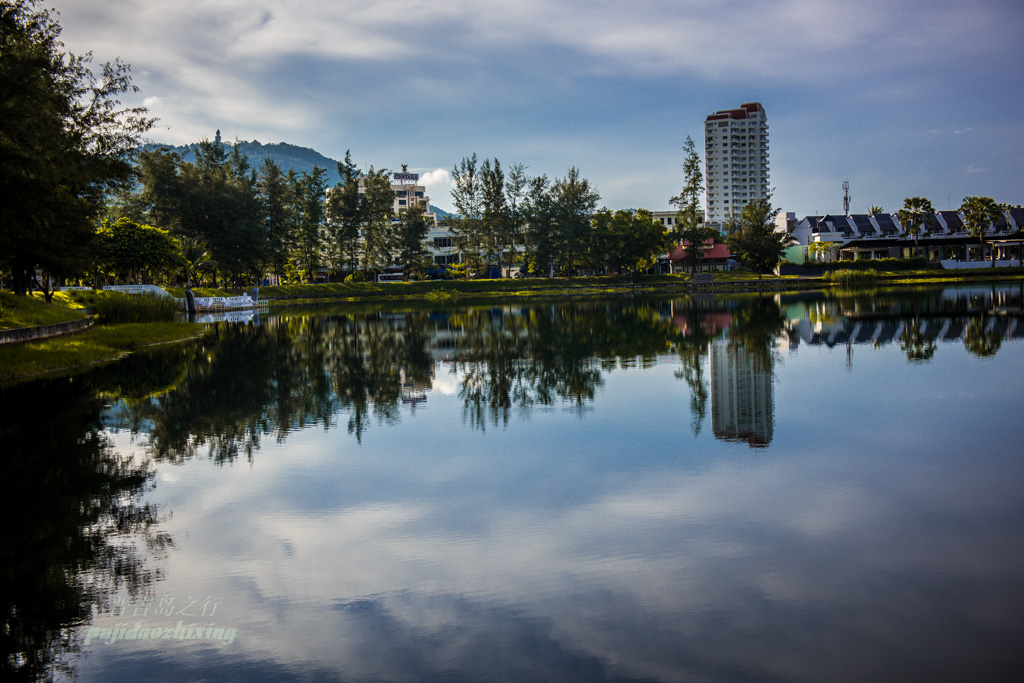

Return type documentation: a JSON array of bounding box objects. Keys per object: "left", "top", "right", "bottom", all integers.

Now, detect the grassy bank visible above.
[
  {"left": 885, "top": 267, "right": 1024, "bottom": 284},
  {"left": 0, "top": 322, "right": 208, "bottom": 384},
  {"left": 169, "top": 275, "right": 695, "bottom": 301},
  {"left": 0, "top": 292, "right": 88, "bottom": 330},
  {"left": 171, "top": 273, "right": 816, "bottom": 303}
]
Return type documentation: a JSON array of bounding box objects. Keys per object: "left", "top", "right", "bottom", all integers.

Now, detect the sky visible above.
[{"left": 53, "top": 0, "right": 1024, "bottom": 217}]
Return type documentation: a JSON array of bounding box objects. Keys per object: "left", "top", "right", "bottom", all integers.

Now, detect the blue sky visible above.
[{"left": 55, "top": 0, "right": 1024, "bottom": 216}]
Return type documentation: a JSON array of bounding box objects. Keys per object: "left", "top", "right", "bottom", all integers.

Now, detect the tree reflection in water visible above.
[
  {"left": 453, "top": 303, "right": 684, "bottom": 430},
  {"left": 900, "top": 318, "right": 938, "bottom": 363},
  {"left": 95, "top": 289, "right": 1023, "bottom": 462},
  {"left": 964, "top": 317, "right": 1004, "bottom": 358},
  {"left": 103, "top": 290, "right": 1023, "bottom": 460},
  {"left": 0, "top": 372, "right": 172, "bottom": 681}
]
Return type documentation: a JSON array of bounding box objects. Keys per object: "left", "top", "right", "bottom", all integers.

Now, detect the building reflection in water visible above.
[{"left": 710, "top": 339, "right": 774, "bottom": 448}]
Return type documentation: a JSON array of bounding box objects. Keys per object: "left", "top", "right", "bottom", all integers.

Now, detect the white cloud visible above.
[
  {"left": 58, "top": 1, "right": 1010, "bottom": 88},
  {"left": 421, "top": 168, "right": 453, "bottom": 209},
  {"left": 44, "top": 0, "right": 1024, "bottom": 210}
]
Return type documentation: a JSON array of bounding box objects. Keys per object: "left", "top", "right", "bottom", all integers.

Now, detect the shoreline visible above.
[
  {"left": 4, "top": 271, "right": 1023, "bottom": 383},
  {"left": 0, "top": 323, "right": 209, "bottom": 386}
]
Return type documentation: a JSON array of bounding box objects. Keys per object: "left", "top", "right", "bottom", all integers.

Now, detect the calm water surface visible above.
[{"left": 3, "top": 284, "right": 1024, "bottom": 682}]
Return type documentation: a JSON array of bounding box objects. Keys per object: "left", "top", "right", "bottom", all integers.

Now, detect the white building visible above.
[
  {"left": 651, "top": 209, "right": 706, "bottom": 231},
  {"left": 356, "top": 169, "right": 461, "bottom": 268},
  {"left": 704, "top": 102, "right": 770, "bottom": 226},
  {"left": 357, "top": 168, "right": 432, "bottom": 216}
]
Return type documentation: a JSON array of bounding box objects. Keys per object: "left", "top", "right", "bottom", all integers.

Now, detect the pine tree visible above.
[
  {"left": 670, "top": 136, "right": 715, "bottom": 274},
  {"left": 1, "top": 0, "right": 153, "bottom": 296}
]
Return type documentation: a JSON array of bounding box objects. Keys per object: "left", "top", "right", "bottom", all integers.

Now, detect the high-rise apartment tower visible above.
[{"left": 704, "top": 102, "right": 769, "bottom": 226}]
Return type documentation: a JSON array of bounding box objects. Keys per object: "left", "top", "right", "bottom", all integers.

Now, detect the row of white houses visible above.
[{"left": 776, "top": 208, "right": 1024, "bottom": 267}]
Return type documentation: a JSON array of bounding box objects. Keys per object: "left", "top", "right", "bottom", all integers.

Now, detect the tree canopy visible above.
[
  {"left": 96, "top": 217, "right": 179, "bottom": 284},
  {"left": 960, "top": 195, "right": 1003, "bottom": 266},
  {"left": 1, "top": 0, "right": 153, "bottom": 296},
  {"left": 725, "top": 196, "right": 790, "bottom": 279},
  {"left": 895, "top": 196, "right": 934, "bottom": 257}
]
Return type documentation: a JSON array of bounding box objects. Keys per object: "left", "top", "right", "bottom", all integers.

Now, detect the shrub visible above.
[
  {"left": 442, "top": 263, "right": 469, "bottom": 280},
  {"left": 92, "top": 292, "right": 177, "bottom": 323},
  {"left": 425, "top": 289, "right": 460, "bottom": 303},
  {"left": 823, "top": 269, "right": 879, "bottom": 285}
]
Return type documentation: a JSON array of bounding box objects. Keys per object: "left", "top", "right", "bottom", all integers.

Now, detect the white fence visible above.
[
  {"left": 187, "top": 294, "right": 269, "bottom": 311},
  {"left": 940, "top": 259, "right": 1022, "bottom": 269},
  {"left": 102, "top": 284, "right": 175, "bottom": 298}
]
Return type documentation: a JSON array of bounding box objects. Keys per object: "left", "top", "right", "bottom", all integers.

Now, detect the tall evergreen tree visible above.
[
  {"left": 481, "top": 158, "right": 510, "bottom": 277},
  {"left": 449, "top": 154, "right": 486, "bottom": 275},
  {"left": 292, "top": 166, "right": 328, "bottom": 282},
  {"left": 523, "top": 174, "right": 556, "bottom": 276},
  {"left": 504, "top": 162, "right": 530, "bottom": 275},
  {"left": 395, "top": 203, "right": 431, "bottom": 279},
  {"left": 224, "top": 141, "right": 266, "bottom": 282},
  {"left": 136, "top": 147, "right": 185, "bottom": 232},
  {"left": 360, "top": 167, "right": 396, "bottom": 273},
  {"left": 0, "top": 0, "right": 153, "bottom": 296},
  {"left": 256, "top": 157, "right": 295, "bottom": 281},
  {"left": 670, "top": 136, "right": 715, "bottom": 274},
  {"left": 551, "top": 167, "right": 600, "bottom": 276},
  {"left": 175, "top": 140, "right": 264, "bottom": 284},
  {"left": 725, "top": 195, "right": 790, "bottom": 280},
  {"left": 325, "top": 151, "right": 364, "bottom": 276}
]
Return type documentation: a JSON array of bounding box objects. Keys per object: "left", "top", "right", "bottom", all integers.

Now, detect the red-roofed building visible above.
[{"left": 668, "top": 240, "right": 732, "bottom": 273}]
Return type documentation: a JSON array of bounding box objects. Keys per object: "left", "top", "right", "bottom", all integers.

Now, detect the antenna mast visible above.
[{"left": 843, "top": 180, "right": 851, "bottom": 216}]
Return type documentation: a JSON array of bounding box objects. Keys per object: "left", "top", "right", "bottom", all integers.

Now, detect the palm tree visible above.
[
  {"left": 868, "top": 205, "right": 884, "bottom": 216},
  {"left": 177, "top": 236, "right": 214, "bottom": 287},
  {"left": 895, "top": 197, "right": 934, "bottom": 258},
  {"left": 960, "top": 196, "right": 1003, "bottom": 266}
]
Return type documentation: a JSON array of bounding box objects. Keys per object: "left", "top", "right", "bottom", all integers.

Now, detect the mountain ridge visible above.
[{"left": 141, "top": 139, "right": 452, "bottom": 218}]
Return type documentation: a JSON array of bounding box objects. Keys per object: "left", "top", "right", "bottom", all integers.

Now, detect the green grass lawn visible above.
[
  {"left": 712, "top": 271, "right": 801, "bottom": 281},
  {"left": 0, "top": 292, "right": 88, "bottom": 330},
  {"left": 0, "top": 322, "right": 208, "bottom": 384}
]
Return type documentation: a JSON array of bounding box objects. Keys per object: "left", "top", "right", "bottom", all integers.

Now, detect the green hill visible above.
[
  {"left": 143, "top": 139, "right": 346, "bottom": 185},
  {"left": 142, "top": 138, "right": 452, "bottom": 217}
]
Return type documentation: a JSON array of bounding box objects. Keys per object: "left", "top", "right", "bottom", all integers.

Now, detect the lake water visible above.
[{"left": 4, "top": 283, "right": 1024, "bottom": 682}]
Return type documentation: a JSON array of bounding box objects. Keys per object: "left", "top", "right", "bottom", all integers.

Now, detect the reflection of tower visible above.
[{"left": 710, "top": 340, "right": 774, "bottom": 447}]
